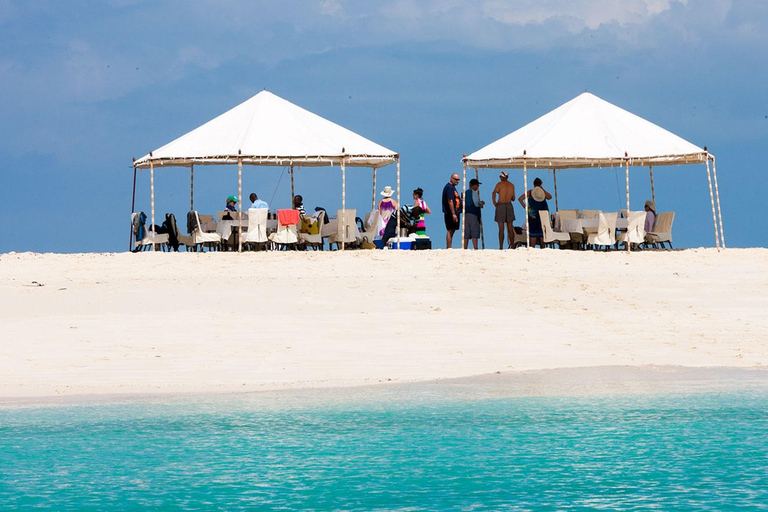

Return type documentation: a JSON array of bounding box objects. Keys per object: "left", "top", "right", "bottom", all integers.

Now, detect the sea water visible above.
[{"left": 1, "top": 386, "right": 768, "bottom": 510}]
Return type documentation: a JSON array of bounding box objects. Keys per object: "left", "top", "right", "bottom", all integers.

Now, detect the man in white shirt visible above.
[{"left": 249, "top": 193, "right": 269, "bottom": 209}]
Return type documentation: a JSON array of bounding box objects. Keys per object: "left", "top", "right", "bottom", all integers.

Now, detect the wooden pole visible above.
[
  {"left": 476, "top": 167, "right": 484, "bottom": 250},
  {"left": 396, "top": 157, "right": 401, "bottom": 248},
  {"left": 130, "top": 162, "right": 137, "bottom": 251},
  {"left": 238, "top": 155, "right": 243, "bottom": 253},
  {"left": 341, "top": 157, "right": 346, "bottom": 251},
  {"left": 625, "top": 158, "right": 630, "bottom": 253},
  {"left": 460, "top": 162, "right": 467, "bottom": 247},
  {"left": 372, "top": 168, "right": 377, "bottom": 212},
  {"left": 711, "top": 155, "right": 725, "bottom": 248},
  {"left": 553, "top": 168, "right": 559, "bottom": 212},
  {"left": 649, "top": 165, "right": 655, "bottom": 204},
  {"left": 705, "top": 158, "right": 720, "bottom": 249},
  {"left": 524, "top": 157, "right": 529, "bottom": 249},
  {"left": 290, "top": 165, "right": 295, "bottom": 207},
  {"left": 190, "top": 163, "right": 194, "bottom": 211},
  {"left": 150, "top": 161, "right": 155, "bottom": 252}
]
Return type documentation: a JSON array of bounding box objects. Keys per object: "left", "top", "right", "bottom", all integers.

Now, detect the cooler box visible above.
[{"left": 387, "top": 239, "right": 413, "bottom": 250}]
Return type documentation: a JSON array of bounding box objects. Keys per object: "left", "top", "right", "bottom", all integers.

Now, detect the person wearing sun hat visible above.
[
  {"left": 377, "top": 185, "right": 399, "bottom": 237},
  {"left": 644, "top": 200, "right": 657, "bottom": 233},
  {"left": 518, "top": 177, "right": 552, "bottom": 248},
  {"left": 225, "top": 194, "right": 238, "bottom": 212}
]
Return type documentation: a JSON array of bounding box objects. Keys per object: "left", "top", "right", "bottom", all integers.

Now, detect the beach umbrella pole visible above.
[
  {"left": 711, "top": 155, "right": 725, "bottom": 248},
  {"left": 238, "top": 154, "right": 242, "bottom": 253},
  {"left": 461, "top": 162, "right": 466, "bottom": 248},
  {"left": 524, "top": 157, "right": 529, "bottom": 249},
  {"left": 372, "top": 168, "right": 377, "bottom": 212},
  {"left": 705, "top": 157, "right": 720, "bottom": 249},
  {"left": 341, "top": 157, "right": 346, "bottom": 251},
  {"left": 130, "top": 162, "right": 137, "bottom": 251},
  {"left": 553, "top": 168, "right": 559, "bottom": 212},
  {"left": 476, "top": 167, "right": 484, "bottom": 249},
  {"left": 625, "top": 158, "right": 630, "bottom": 253},
  {"left": 150, "top": 160, "right": 155, "bottom": 252},
  {"left": 649, "top": 165, "right": 655, "bottom": 204},
  {"left": 190, "top": 164, "right": 194, "bottom": 212},
  {"left": 396, "top": 156, "right": 401, "bottom": 248},
  {"left": 290, "top": 165, "right": 295, "bottom": 206}
]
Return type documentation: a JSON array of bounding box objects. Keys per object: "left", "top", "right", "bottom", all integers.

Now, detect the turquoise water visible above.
[{"left": 1, "top": 389, "right": 768, "bottom": 510}]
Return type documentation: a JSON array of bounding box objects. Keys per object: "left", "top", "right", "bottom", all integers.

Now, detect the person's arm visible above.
[
  {"left": 542, "top": 188, "right": 553, "bottom": 200},
  {"left": 423, "top": 201, "right": 431, "bottom": 215},
  {"left": 518, "top": 191, "right": 528, "bottom": 208},
  {"left": 492, "top": 184, "right": 499, "bottom": 206}
]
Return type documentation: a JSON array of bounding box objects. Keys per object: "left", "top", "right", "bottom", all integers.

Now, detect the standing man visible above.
[
  {"left": 492, "top": 171, "right": 516, "bottom": 249},
  {"left": 442, "top": 173, "right": 462, "bottom": 248},
  {"left": 463, "top": 178, "right": 485, "bottom": 250}
]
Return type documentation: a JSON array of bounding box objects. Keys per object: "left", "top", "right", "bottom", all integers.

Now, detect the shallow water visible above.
[{"left": 2, "top": 383, "right": 768, "bottom": 510}]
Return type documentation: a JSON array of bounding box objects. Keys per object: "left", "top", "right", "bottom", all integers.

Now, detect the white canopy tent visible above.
[
  {"left": 462, "top": 92, "right": 724, "bottom": 250},
  {"left": 133, "top": 90, "right": 400, "bottom": 251}
]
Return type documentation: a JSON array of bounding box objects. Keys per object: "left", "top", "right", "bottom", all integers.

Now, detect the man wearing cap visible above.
[
  {"left": 492, "top": 171, "right": 517, "bottom": 249},
  {"left": 442, "top": 173, "right": 462, "bottom": 248},
  {"left": 463, "top": 178, "right": 484, "bottom": 250},
  {"left": 225, "top": 195, "right": 238, "bottom": 212}
]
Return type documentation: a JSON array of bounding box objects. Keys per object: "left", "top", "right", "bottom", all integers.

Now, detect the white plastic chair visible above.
[
  {"left": 617, "top": 211, "right": 646, "bottom": 248},
  {"left": 587, "top": 212, "right": 617, "bottom": 249},
  {"left": 299, "top": 210, "right": 326, "bottom": 250},
  {"left": 269, "top": 209, "right": 300, "bottom": 249},
  {"left": 539, "top": 210, "right": 571, "bottom": 248},
  {"left": 131, "top": 213, "right": 169, "bottom": 251},
  {"left": 188, "top": 211, "right": 222, "bottom": 251},
  {"left": 329, "top": 209, "right": 358, "bottom": 249},
  {"left": 358, "top": 210, "right": 380, "bottom": 244},
  {"left": 645, "top": 211, "right": 675, "bottom": 249},
  {"left": 242, "top": 208, "right": 268, "bottom": 250}
]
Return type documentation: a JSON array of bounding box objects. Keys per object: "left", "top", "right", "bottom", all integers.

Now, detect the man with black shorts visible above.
[
  {"left": 442, "top": 173, "right": 462, "bottom": 248},
  {"left": 492, "top": 171, "right": 517, "bottom": 249}
]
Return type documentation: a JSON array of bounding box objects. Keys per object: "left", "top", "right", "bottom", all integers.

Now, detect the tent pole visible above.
[
  {"left": 625, "top": 158, "right": 630, "bottom": 253},
  {"left": 372, "top": 167, "right": 377, "bottom": 211},
  {"left": 524, "top": 159, "right": 529, "bottom": 249},
  {"left": 341, "top": 158, "right": 346, "bottom": 251},
  {"left": 705, "top": 158, "right": 720, "bottom": 250},
  {"left": 553, "top": 168, "right": 559, "bottom": 212},
  {"left": 649, "top": 165, "right": 655, "bottom": 204},
  {"left": 396, "top": 157, "right": 401, "bottom": 248},
  {"left": 238, "top": 156, "right": 243, "bottom": 253},
  {"left": 711, "top": 155, "right": 725, "bottom": 248},
  {"left": 290, "top": 165, "right": 295, "bottom": 206},
  {"left": 190, "top": 164, "right": 194, "bottom": 211},
  {"left": 150, "top": 161, "right": 155, "bottom": 252},
  {"left": 476, "top": 167, "right": 484, "bottom": 250},
  {"left": 130, "top": 164, "right": 137, "bottom": 251},
  {"left": 461, "top": 162, "right": 466, "bottom": 248}
]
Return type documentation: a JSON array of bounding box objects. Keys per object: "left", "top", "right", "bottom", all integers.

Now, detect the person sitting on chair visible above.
[
  {"left": 293, "top": 195, "right": 306, "bottom": 215},
  {"left": 249, "top": 193, "right": 269, "bottom": 209},
  {"left": 225, "top": 195, "right": 238, "bottom": 212},
  {"left": 644, "top": 200, "right": 656, "bottom": 233}
]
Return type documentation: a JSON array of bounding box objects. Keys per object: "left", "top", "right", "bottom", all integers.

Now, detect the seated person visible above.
[
  {"left": 644, "top": 200, "right": 656, "bottom": 232},
  {"left": 382, "top": 205, "right": 423, "bottom": 245},
  {"left": 225, "top": 195, "right": 238, "bottom": 212},
  {"left": 293, "top": 195, "right": 306, "bottom": 215},
  {"left": 249, "top": 192, "right": 269, "bottom": 209}
]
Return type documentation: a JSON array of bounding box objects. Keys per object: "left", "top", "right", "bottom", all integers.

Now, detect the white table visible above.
[
  {"left": 558, "top": 217, "right": 627, "bottom": 234},
  {"left": 216, "top": 219, "right": 278, "bottom": 239}
]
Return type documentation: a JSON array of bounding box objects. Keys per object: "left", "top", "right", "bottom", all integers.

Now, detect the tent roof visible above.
[
  {"left": 134, "top": 90, "right": 397, "bottom": 169},
  {"left": 463, "top": 92, "right": 708, "bottom": 169}
]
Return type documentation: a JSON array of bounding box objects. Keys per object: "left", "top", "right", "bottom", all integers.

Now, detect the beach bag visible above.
[{"left": 301, "top": 217, "right": 320, "bottom": 234}]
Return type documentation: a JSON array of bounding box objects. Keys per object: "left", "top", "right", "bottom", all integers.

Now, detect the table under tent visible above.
[
  {"left": 132, "top": 90, "right": 401, "bottom": 251},
  {"left": 462, "top": 92, "right": 724, "bottom": 251}
]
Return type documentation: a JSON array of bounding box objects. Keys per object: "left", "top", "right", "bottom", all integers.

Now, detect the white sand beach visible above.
[{"left": 1, "top": 249, "right": 767, "bottom": 399}]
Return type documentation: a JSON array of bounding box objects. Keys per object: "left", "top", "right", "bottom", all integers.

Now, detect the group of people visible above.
[
  {"left": 224, "top": 193, "right": 305, "bottom": 213},
  {"left": 441, "top": 172, "right": 554, "bottom": 249}
]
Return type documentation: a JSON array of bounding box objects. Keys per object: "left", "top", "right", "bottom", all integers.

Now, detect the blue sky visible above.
[{"left": 0, "top": 0, "right": 765, "bottom": 252}]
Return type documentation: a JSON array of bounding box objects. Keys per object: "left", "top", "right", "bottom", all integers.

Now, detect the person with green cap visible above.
[{"left": 225, "top": 195, "right": 238, "bottom": 212}]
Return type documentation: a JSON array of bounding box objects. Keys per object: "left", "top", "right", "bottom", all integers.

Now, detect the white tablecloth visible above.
[
  {"left": 216, "top": 219, "right": 278, "bottom": 238},
  {"left": 558, "top": 217, "right": 627, "bottom": 233}
]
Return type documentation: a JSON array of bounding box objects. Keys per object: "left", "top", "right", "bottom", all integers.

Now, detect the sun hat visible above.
[
  {"left": 469, "top": 178, "right": 481, "bottom": 186},
  {"left": 645, "top": 200, "right": 656, "bottom": 213},
  {"left": 380, "top": 186, "right": 394, "bottom": 197},
  {"left": 227, "top": 195, "right": 238, "bottom": 203},
  {"left": 499, "top": 171, "right": 509, "bottom": 178},
  {"left": 531, "top": 186, "right": 546, "bottom": 202}
]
